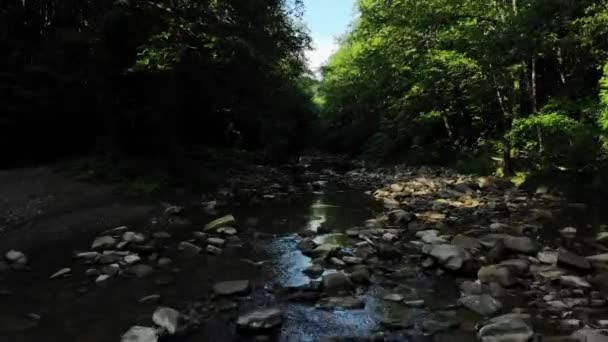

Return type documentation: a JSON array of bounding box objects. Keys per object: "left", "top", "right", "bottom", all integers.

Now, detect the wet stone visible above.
[
  {"left": 323, "top": 272, "right": 352, "bottom": 295},
  {"left": 92, "top": 236, "right": 116, "bottom": 250},
  {"left": 478, "top": 314, "right": 533, "bottom": 342},
  {"left": 129, "top": 264, "right": 155, "bottom": 278},
  {"left": 349, "top": 268, "right": 370, "bottom": 284},
  {"left": 152, "top": 307, "right": 179, "bottom": 334},
  {"left": 213, "top": 280, "right": 251, "bottom": 296},
  {"left": 237, "top": 307, "right": 283, "bottom": 332},
  {"left": 177, "top": 242, "right": 202, "bottom": 258},
  {"left": 303, "top": 264, "right": 324, "bottom": 278},
  {"left": 205, "top": 215, "right": 236, "bottom": 232},
  {"left": 154, "top": 274, "right": 175, "bottom": 286},
  {"left": 317, "top": 296, "right": 365, "bottom": 310},
  {"left": 459, "top": 294, "right": 503, "bottom": 316}
]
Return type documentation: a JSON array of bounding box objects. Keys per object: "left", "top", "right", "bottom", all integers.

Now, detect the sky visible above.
[{"left": 302, "top": 0, "right": 356, "bottom": 74}]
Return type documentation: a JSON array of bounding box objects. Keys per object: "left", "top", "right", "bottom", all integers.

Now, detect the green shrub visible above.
[{"left": 509, "top": 110, "right": 600, "bottom": 170}]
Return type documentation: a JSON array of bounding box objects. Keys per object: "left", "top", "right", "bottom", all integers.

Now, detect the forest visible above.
[{"left": 318, "top": 0, "right": 608, "bottom": 182}]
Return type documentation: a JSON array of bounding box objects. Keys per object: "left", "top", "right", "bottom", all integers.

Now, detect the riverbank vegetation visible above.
[{"left": 317, "top": 0, "right": 608, "bottom": 185}]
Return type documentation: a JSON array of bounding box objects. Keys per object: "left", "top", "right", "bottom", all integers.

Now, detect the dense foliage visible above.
[
  {"left": 318, "top": 0, "right": 608, "bottom": 175},
  {"left": 0, "top": 0, "right": 314, "bottom": 167}
]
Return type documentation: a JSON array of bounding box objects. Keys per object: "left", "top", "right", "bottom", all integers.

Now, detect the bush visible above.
[{"left": 509, "top": 110, "right": 600, "bottom": 170}]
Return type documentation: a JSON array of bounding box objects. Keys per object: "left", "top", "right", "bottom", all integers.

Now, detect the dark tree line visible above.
[{"left": 0, "top": 0, "right": 315, "bottom": 167}]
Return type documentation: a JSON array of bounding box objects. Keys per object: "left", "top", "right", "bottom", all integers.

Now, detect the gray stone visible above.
[
  {"left": 177, "top": 242, "right": 201, "bottom": 258},
  {"left": 50, "top": 268, "right": 71, "bottom": 279},
  {"left": 478, "top": 265, "right": 515, "bottom": 287},
  {"left": 121, "top": 326, "right": 158, "bottom": 342},
  {"left": 92, "top": 236, "right": 117, "bottom": 249},
  {"left": 459, "top": 294, "right": 503, "bottom": 316},
  {"left": 217, "top": 227, "right": 238, "bottom": 236},
  {"left": 560, "top": 227, "right": 577, "bottom": 239},
  {"left": 303, "top": 264, "right": 324, "bottom": 278},
  {"left": 152, "top": 307, "right": 179, "bottom": 334},
  {"left": 478, "top": 314, "right": 533, "bottom": 342},
  {"left": 503, "top": 236, "right": 538, "bottom": 255},
  {"left": 323, "top": 272, "right": 352, "bottom": 294},
  {"left": 206, "top": 245, "right": 222, "bottom": 255},
  {"left": 560, "top": 275, "right": 591, "bottom": 289},
  {"left": 538, "top": 251, "right": 558, "bottom": 264},
  {"left": 204, "top": 215, "right": 236, "bottom": 232},
  {"left": 237, "top": 307, "right": 283, "bottom": 331},
  {"left": 558, "top": 251, "right": 591, "bottom": 271},
  {"left": 342, "top": 256, "right": 363, "bottom": 264},
  {"left": 123, "top": 232, "right": 146, "bottom": 243},
  {"left": 207, "top": 238, "right": 225, "bottom": 246},
  {"left": 571, "top": 328, "right": 608, "bottom": 342},
  {"left": 426, "top": 244, "right": 470, "bottom": 271},
  {"left": 452, "top": 234, "right": 482, "bottom": 251},
  {"left": 5, "top": 250, "right": 26, "bottom": 264},
  {"left": 213, "top": 280, "right": 251, "bottom": 296},
  {"left": 349, "top": 268, "right": 371, "bottom": 284}
]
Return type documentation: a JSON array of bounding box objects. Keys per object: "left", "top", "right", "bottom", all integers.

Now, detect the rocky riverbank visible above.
[{"left": 1, "top": 159, "right": 608, "bottom": 341}]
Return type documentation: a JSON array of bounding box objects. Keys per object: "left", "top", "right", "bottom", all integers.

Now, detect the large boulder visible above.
[
  {"left": 121, "top": 326, "right": 158, "bottom": 342},
  {"left": 426, "top": 244, "right": 470, "bottom": 271},
  {"left": 152, "top": 307, "right": 179, "bottom": 334},
  {"left": 322, "top": 272, "right": 352, "bottom": 295},
  {"left": 478, "top": 314, "right": 534, "bottom": 342}
]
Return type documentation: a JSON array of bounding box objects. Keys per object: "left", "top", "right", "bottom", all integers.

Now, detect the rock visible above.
[
  {"left": 152, "top": 307, "right": 179, "bottom": 334},
  {"left": 342, "top": 256, "right": 363, "bottom": 264},
  {"left": 560, "top": 227, "right": 577, "bottom": 239},
  {"left": 571, "top": 328, "right": 608, "bottom": 342},
  {"left": 92, "top": 236, "right": 116, "bottom": 250},
  {"left": 96, "top": 274, "right": 110, "bottom": 283},
  {"left": 76, "top": 251, "right": 99, "bottom": 260},
  {"left": 323, "top": 272, "right": 352, "bottom": 294},
  {"left": 459, "top": 294, "right": 503, "bottom": 316},
  {"left": 85, "top": 268, "right": 100, "bottom": 276},
  {"left": 317, "top": 296, "right": 365, "bottom": 310},
  {"left": 164, "top": 206, "right": 183, "bottom": 216},
  {"left": 50, "top": 268, "right": 71, "bottom": 279},
  {"left": 499, "top": 259, "right": 530, "bottom": 276},
  {"left": 330, "top": 257, "right": 346, "bottom": 267},
  {"left": 538, "top": 251, "right": 559, "bottom": 264},
  {"left": 478, "top": 265, "right": 515, "bottom": 287},
  {"left": 405, "top": 300, "right": 425, "bottom": 307},
  {"left": 157, "top": 257, "right": 172, "bottom": 267},
  {"left": 124, "top": 254, "right": 141, "bottom": 265},
  {"left": 349, "top": 268, "right": 371, "bottom": 284},
  {"left": 452, "top": 235, "right": 482, "bottom": 251},
  {"left": 123, "top": 232, "right": 146, "bottom": 243},
  {"left": 204, "top": 215, "right": 236, "bottom": 232},
  {"left": 383, "top": 293, "right": 405, "bottom": 302},
  {"left": 207, "top": 238, "right": 226, "bottom": 246},
  {"left": 129, "top": 264, "right": 155, "bottom": 278},
  {"left": 206, "top": 245, "right": 222, "bottom": 255},
  {"left": 139, "top": 294, "right": 161, "bottom": 303},
  {"left": 388, "top": 209, "right": 415, "bottom": 225},
  {"left": 503, "top": 236, "right": 538, "bottom": 255},
  {"left": 217, "top": 227, "right": 238, "bottom": 236},
  {"left": 304, "top": 264, "right": 324, "bottom": 278},
  {"left": 417, "top": 230, "right": 447, "bottom": 244},
  {"left": 560, "top": 275, "right": 591, "bottom": 289},
  {"left": 561, "top": 319, "right": 581, "bottom": 330},
  {"left": 121, "top": 326, "right": 158, "bottom": 342},
  {"left": 177, "top": 242, "right": 201, "bottom": 258},
  {"left": 152, "top": 231, "right": 171, "bottom": 239},
  {"left": 303, "top": 243, "right": 338, "bottom": 259},
  {"left": 377, "top": 244, "right": 402, "bottom": 260},
  {"left": 382, "top": 232, "right": 398, "bottom": 242},
  {"left": 558, "top": 251, "right": 591, "bottom": 271},
  {"left": 237, "top": 307, "right": 283, "bottom": 331},
  {"left": 213, "top": 280, "right": 251, "bottom": 296},
  {"left": 426, "top": 244, "right": 470, "bottom": 271},
  {"left": 5, "top": 250, "right": 27, "bottom": 264},
  {"left": 461, "top": 280, "right": 485, "bottom": 295},
  {"left": 490, "top": 223, "right": 510, "bottom": 231},
  {"left": 102, "top": 264, "right": 120, "bottom": 276},
  {"left": 478, "top": 314, "right": 533, "bottom": 342}
]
